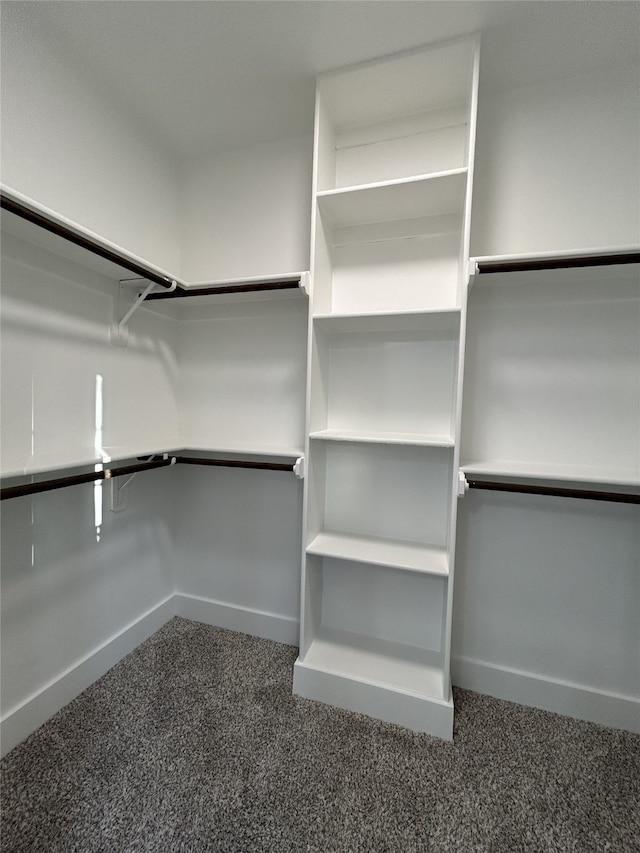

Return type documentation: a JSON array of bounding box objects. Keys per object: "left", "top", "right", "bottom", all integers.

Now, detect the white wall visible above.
[
  {"left": 0, "top": 4, "right": 181, "bottom": 273},
  {"left": 0, "top": 225, "right": 182, "bottom": 756},
  {"left": 471, "top": 61, "right": 640, "bottom": 256},
  {"left": 0, "top": 470, "right": 176, "bottom": 756},
  {"left": 178, "top": 135, "right": 313, "bottom": 282},
  {"left": 452, "top": 492, "right": 640, "bottom": 732},
  {"left": 175, "top": 296, "right": 308, "bottom": 451},
  {"left": 0, "top": 231, "right": 181, "bottom": 474},
  {"left": 453, "top": 55, "right": 640, "bottom": 732},
  {"left": 171, "top": 465, "right": 303, "bottom": 645}
]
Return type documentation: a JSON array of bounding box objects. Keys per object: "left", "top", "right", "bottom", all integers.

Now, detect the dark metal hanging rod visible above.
[
  {"left": 467, "top": 478, "right": 640, "bottom": 504},
  {"left": 477, "top": 251, "right": 640, "bottom": 275},
  {"left": 0, "top": 453, "right": 298, "bottom": 500},
  {"left": 1, "top": 193, "right": 177, "bottom": 290},
  {"left": 145, "top": 279, "right": 301, "bottom": 299},
  {"left": 175, "top": 455, "right": 295, "bottom": 472}
]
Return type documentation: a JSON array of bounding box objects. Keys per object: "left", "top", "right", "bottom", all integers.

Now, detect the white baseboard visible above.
[
  {"left": 452, "top": 655, "right": 640, "bottom": 734},
  {"left": 174, "top": 593, "right": 299, "bottom": 647},
  {"left": 0, "top": 596, "right": 176, "bottom": 758}
]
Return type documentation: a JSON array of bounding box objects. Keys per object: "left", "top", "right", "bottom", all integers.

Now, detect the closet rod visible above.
[
  {"left": 0, "top": 457, "right": 174, "bottom": 501},
  {"left": 0, "top": 193, "right": 177, "bottom": 290},
  {"left": 0, "top": 454, "right": 299, "bottom": 500},
  {"left": 175, "top": 456, "right": 295, "bottom": 472},
  {"left": 467, "top": 479, "right": 640, "bottom": 504},
  {"left": 145, "top": 279, "right": 301, "bottom": 299},
  {"left": 477, "top": 251, "right": 640, "bottom": 275}
]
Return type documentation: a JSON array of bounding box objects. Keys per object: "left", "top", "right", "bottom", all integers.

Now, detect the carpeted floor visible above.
[{"left": 1, "top": 617, "right": 639, "bottom": 852}]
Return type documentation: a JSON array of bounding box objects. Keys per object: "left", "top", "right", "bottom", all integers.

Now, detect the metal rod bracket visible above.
[
  {"left": 111, "top": 279, "right": 177, "bottom": 346},
  {"left": 299, "top": 272, "right": 311, "bottom": 297},
  {"left": 293, "top": 456, "right": 305, "bottom": 480},
  {"left": 109, "top": 453, "right": 175, "bottom": 510}
]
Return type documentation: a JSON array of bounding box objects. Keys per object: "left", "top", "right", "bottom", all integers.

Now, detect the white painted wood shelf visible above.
[
  {"left": 317, "top": 169, "right": 468, "bottom": 228},
  {"left": 313, "top": 308, "right": 461, "bottom": 333},
  {"left": 307, "top": 530, "right": 450, "bottom": 576},
  {"left": 309, "top": 429, "right": 454, "bottom": 447},
  {"left": 462, "top": 460, "right": 640, "bottom": 490}
]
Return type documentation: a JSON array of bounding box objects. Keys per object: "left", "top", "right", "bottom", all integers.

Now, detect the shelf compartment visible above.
[
  {"left": 300, "top": 554, "right": 446, "bottom": 696},
  {"left": 301, "top": 627, "right": 445, "bottom": 700},
  {"left": 313, "top": 207, "right": 464, "bottom": 314},
  {"left": 309, "top": 316, "right": 460, "bottom": 439},
  {"left": 316, "top": 37, "right": 476, "bottom": 193},
  {"left": 307, "top": 530, "right": 449, "bottom": 576},
  {"left": 307, "top": 442, "right": 453, "bottom": 552}
]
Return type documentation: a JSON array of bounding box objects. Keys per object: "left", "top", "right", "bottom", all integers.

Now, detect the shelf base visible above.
[
  {"left": 293, "top": 657, "right": 453, "bottom": 740},
  {"left": 293, "top": 628, "right": 453, "bottom": 739}
]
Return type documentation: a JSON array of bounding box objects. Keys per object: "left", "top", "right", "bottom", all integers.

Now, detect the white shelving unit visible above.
[
  {"left": 461, "top": 252, "right": 640, "bottom": 493},
  {"left": 294, "top": 36, "right": 480, "bottom": 739}
]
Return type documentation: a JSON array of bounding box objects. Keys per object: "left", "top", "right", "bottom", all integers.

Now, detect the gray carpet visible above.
[{"left": 1, "top": 617, "right": 639, "bottom": 852}]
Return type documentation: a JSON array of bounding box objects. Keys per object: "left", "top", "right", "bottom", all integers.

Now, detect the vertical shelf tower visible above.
[{"left": 293, "top": 36, "right": 480, "bottom": 739}]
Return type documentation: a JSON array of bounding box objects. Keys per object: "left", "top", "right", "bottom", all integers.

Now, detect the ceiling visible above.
[{"left": 4, "top": 1, "right": 639, "bottom": 163}]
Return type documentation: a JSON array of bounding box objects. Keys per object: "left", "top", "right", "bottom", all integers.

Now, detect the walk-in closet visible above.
[{"left": 1, "top": 1, "right": 638, "bottom": 759}]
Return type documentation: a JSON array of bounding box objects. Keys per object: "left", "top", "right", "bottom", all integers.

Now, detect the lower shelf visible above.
[
  {"left": 294, "top": 628, "right": 452, "bottom": 738},
  {"left": 307, "top": 530, "right": 449, "bottom": 576}
]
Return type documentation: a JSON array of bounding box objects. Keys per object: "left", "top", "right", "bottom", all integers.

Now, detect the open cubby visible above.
[
  {"left": 309, "top": 312, "right": 460, "bottom": 443},
  {"left": 313, "top": 208, "right": 464, "bottom": 315},
  {"left": 301, "top": 555, "right": 446, "bottom": 699},
  {"left": 306, "top": 441, "right": 453, "bottom": 562},
  {"left": 316, "top": 38, "right": 475, "bottom": 192}
]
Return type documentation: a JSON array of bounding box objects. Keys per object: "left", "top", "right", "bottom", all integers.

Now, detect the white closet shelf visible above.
[
  {"left": 1, "top": 187, "right": 180, "bottom": 290},
  {"left": 317, "top": 169, "right": 468, "bottom": 228},
  {"left": 2, "top": 444, "right": 304, "bottom": 493},
  {"left": 0, "top": 445, "right": 181, "bottom": 480},
  {"left": 307, "top": 530, "right": 450, "bottom": 576},
  {"left": 462, "top": 459, "right": 640, "bottom": 489},
  {"left": 309, "top": 429, "right": 454, "bottom": 447},
  {"left": 471, "top": 248, "right": 640, "bottom": 287},
  {"left": 313, "top": 308, "right": 460, "bottom": 333},
  {"left": 300, "top": 627, "right": 445, "bottom": 700},
  {"left": 179, "top": 441, "right": 304, "bottom": 460}
]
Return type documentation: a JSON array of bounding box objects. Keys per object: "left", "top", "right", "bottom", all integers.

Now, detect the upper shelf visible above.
[
  {"left": 1, "top": 441, "right": 304, "bottom": 482},
  {"left": 1, "top": 187, "right": 309, "bottom": 303},
  {"left": 1, "top": 187, "right": 180, "bottom": 290},
  {"left": 317, "top": 169, "right": 468, "bottom": 229},
  {"left": 461, "top": 459, "right": 640, "bottom": 491}
]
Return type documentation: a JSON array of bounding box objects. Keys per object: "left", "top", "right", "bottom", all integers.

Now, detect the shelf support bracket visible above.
[
  {"left": 111, "top": 278, "right": 177, "bottom": 346},
  {"left": 293, "top": 456, "right": 305, "bottom": 479},
  {"left": 109, "top": 453, "right": 176, "bottom": 511},
  {"left": 457, "top": 470, "right": 469, "bottom": 498}
]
